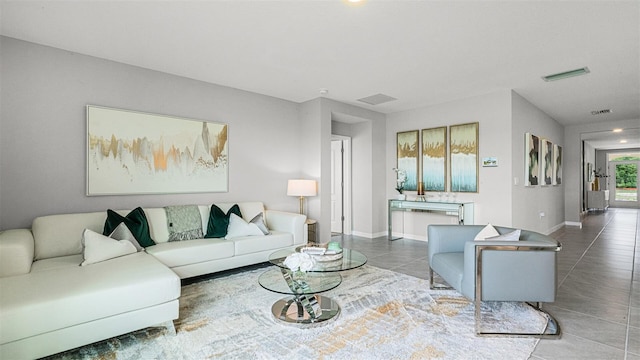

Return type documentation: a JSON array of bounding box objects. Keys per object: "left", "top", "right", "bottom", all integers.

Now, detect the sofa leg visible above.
[{"left": 163, "top": 320, "right": 177, "bottom": 336}]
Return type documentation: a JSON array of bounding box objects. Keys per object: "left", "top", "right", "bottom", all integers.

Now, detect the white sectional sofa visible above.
[{"left": 0, "top": 202, "right": 306, "bottom": 359}]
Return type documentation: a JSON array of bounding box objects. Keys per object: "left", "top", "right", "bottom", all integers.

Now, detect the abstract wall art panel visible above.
[
  {"left": 87, "top": 105, "right": 228, "bottom": 195},
  {"left": 542, "top": 139, "right": 554, "bottom": 186},
  {"left": 525, "top": 132, "right": 540, "bottom": 186},
  {"left": 396, "top": 130, "right": 419, "bottom": 191},
  {"left": 553, "top": 144, "right": 563, "bottom": 185},
  {"left": 449, "top": 122, "right": 478, "bottom": 193},
  {"left": 421, "top": 127, "right": 447, "bottom": 192}
]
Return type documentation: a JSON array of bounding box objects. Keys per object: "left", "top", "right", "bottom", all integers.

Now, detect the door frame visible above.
[
  {"left": 608, "top": 160, "right": 640, "bottom": 208},
  {"left": 331, "top": 135, "right": 352, "bottom": 235}
]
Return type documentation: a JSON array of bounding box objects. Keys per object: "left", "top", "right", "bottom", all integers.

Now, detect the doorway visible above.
[
  {"left": 331, "top": 136, "right": 352, "bottom": 235},
  {"left": 608, "top": 159, "right": 639, "bottom": 208}
]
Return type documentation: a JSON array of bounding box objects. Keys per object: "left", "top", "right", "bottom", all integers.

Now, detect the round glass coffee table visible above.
[{"left": 260, "top": 247, "right": 367, "bottom": 325}]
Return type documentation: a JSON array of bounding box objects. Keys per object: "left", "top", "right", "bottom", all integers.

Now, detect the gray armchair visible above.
[{"left": 427, "top": 224, "right": 562, "bottom": 338}]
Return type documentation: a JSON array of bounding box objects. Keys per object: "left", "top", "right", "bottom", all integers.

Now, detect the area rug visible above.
[{"left": 48, "top": 265, "right": 547, "bottom": 359}]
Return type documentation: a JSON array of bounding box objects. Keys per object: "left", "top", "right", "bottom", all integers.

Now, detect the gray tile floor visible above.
[{"left": 338, "top": 208, "right": 639, "bottom": 360}]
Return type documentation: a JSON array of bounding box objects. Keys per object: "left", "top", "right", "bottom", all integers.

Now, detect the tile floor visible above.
[{"left": 338, "top": 208, "right": 639, "bottom": 360}]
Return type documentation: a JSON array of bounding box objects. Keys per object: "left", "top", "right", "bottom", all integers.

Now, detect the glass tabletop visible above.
[
  {"left": 258, "top": 267, "right": 342, "bottom": 295},
  {"left": 268, "top": 247, "right": 368, "bottom": 273}
]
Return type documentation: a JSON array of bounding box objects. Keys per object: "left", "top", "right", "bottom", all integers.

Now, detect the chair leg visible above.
[
  {"left": 429, "top": 267, "right": 453, "bottom": 290},
  {"left": 474, "top": 299, "right": 561, "bottom": 338}
]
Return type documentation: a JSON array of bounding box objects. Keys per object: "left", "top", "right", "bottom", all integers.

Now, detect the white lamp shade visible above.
[{"left": 287, "top": 179, "right": 317, "bottom": 197}]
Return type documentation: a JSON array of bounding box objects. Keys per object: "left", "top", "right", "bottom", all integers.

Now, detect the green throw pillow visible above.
[
  {"left": 103, "top": 207, "right": 155, "bottom": 247},
  {"left": 205, "top": 204, "right": 242, "bottom": 238}
]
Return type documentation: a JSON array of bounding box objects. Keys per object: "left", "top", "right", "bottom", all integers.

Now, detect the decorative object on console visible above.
[
  {"left": 421, "top": 126, "right": 447, "bottom": 192},
  {"left": 205, "top": 204, "right": 242, "bottom": 238},
  {"left": 396, "top": 130, "right": 418, "bottom": 191},
  {"left": 392, "top": 167, "right": 406, "bottom": 199},
  {"left": 525, "top": 132, "right": 540, "bottom": 186},
  {"left": 86, "top": 105, "right": 228, "bottom": 195},
  {"left": 449, "top": 122, "right": 478, "bottom": 192},
  {"left": 287, "top": 179, "right": 317, "bottom": 215},
  {"left": 103, "top": 207, "right": 155, "bottom": 247}
]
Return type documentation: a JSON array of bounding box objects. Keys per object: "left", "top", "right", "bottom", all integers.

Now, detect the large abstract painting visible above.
[
  {"left": 449, "top": 122, "right": 478, "bottom": 192},
  {"left": 542, "top": 139, "right": 554, "bottom": 186},
  {"left": 525, "top": 133, "right": 540, "bottom": 186},
  {"left": 87, "top": 105, "right": 228, "bottom": 195},
  {"left": 421, "top": 127, "right": 447, "bottom": 192},
  {"left": 553, "top": 144, "right": 563, "bottom": 185},
  {"left": 397, "top": 130, "right": 419, "bottom": 191}
]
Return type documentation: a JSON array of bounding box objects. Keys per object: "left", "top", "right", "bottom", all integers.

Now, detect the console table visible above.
[
  {"left": 388, "top": 199, "right": 474, "bottom": 240},
  {"left": 587, "top": 190, "right": 609, "bottom": 211}
]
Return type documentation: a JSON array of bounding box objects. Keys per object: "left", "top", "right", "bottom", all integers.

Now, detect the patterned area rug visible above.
[{"left": 49, "top": 265, "right": 547, "bottom": 359}]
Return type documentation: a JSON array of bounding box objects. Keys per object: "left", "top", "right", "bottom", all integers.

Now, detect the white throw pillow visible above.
[
  {"left": 250, "top": 213, "right": 271, "bottom": 235},
  {"left": 488, "top": 229, "right": 521, "bottom": 241},
  {"left": 225, "top": 213, "right": 265, "bottom": 239},
  {"left": 109, "top": 222, "right": 144, "bottom": 252},
  {"left": 474, "top": 224, "right": 500, "bottom": 240},
  {"left": 80, "top": 229, "right": 137, "bottom": 266}
]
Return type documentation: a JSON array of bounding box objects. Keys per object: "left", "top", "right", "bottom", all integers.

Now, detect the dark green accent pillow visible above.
[
  {"left": 103, "top": 207, "right": 155, "bottom": 247},
  {"left": 205, "top": 204, "right": 242, "bottom": 238}
]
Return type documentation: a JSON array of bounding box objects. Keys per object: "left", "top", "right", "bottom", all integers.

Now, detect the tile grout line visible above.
[{"left": 623, "top": 210, "right": 640, "bottom": 360}]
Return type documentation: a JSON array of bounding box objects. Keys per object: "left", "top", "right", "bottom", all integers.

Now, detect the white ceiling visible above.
[{"left": 1, "top": 1, "right": 639, "bottom": 147}]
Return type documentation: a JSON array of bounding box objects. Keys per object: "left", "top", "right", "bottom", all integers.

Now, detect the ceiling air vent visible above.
[
  {"left": 591, "top": 109, "right": 612, "bottom": 116},
  {"left": 357, "top": 93, "right": 397, "bottom": 106},
  {"left": 542, "top": 67, "right": 590, "bottom": 82}
]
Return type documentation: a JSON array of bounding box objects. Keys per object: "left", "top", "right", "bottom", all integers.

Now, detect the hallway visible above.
[{"left": 342, "top": 208, "right": 639, "bottom": 359}]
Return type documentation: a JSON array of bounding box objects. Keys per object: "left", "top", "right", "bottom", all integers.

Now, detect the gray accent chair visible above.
[{"left": 427, "top": 224, "right": 562, "bottom": 338}]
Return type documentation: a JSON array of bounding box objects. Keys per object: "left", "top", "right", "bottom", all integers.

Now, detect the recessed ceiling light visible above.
[
  {"left": 613, "top": 128, "right": 623, "bottom": 133},
  {"left": 542, "top": 67, "right": 590, "bottom": 82},
  {"left": 591, "top": 109, "right": 612, "bottom": 116},
  {"left": 620, "top": 140, "right": 628, "bottom": 143}
]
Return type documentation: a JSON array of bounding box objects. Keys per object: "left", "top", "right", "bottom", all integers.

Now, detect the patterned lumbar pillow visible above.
[
  {"left": 225, "top": 213, "right": 265, "bottom": 240},
  {"left": 109, "top": 222, "right": 144, "bottom": 252},
  {"left": 205, "top": 204, "right": 242, "bottom": 238},
  {"left": 474, "top": 224, "right": 500, "bottom": 240},
  {"left": 488, "top": 229, "right": 521, "bottom": 241},
  {"left": 81, "top": 229, "right": 137, "bottom": 266},
  {"left": 250, "top": 213, "right": 271, "bottom": 235},
  {"left": 103, "top": 207, "right": 155, "bottom": 247}
]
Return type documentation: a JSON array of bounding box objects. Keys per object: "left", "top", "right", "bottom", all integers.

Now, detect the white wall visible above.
[
  {"left": 564, "top": 118, "right": 640, "bottom": 222},
  {"left": 386, "top": 91, "right": 514, "bottom": 239},
  {"left": 511, "top": 91, "right": 565, "bottom": 234},
  {"left": 0, "top": 37, "right": 303, "bottom": 229}
]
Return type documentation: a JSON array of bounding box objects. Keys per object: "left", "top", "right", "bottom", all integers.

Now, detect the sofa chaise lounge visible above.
[{"left": 0, "top": 202, "right": 306, "bottom": 359}]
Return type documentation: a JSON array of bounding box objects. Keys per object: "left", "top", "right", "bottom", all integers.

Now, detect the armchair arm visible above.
[
  {"left": 461, "top": 239, "right": 561, "bottom": 301},
  {"left": 264, "top": 210, "right": 307, "bottom": 245},
  {"left": 0, "top": 229, "right": 35, "bottom": 277}
]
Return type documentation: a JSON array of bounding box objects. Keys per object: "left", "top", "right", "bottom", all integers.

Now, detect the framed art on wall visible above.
[
  {"left": 525, "top": 132, "right": 540, "bottom": 186},
  {"left": 449, "top": 122, "right": 478, "bottom": 192},
  {"left": 396, "top": 130, "right": 419, "bottom": 191},
  {"left": 553, "top": 144, "right": 563, "bottom": 185},
  {"left": 542, "top": 139, "right": 554, "bottom": 186},
  {"left": 86, "top": 105, "right": 228, "bottom": 195},
  {"left": 421, "top": 127, "right": 447, "bottom": 192}
]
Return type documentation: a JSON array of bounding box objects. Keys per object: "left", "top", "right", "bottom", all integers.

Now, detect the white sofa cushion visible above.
[
  {"left": 234, "top": 231, "right": 293, "bottom": 255},
  {"left": 145, "top": 238, "right": 235, "bottom": 268},
  {"left": 0, "top": 252, "right": 180, "bottom": 345},
  {"left": 32, "top": 212, "right": 107, "bottom": 260}
]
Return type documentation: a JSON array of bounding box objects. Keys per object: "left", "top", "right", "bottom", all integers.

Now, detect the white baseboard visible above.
[{"left": 564, "top": 221, "right": 582, "bottom": 228}]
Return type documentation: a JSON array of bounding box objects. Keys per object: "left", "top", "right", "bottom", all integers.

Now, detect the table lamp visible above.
[{"left": 287, "top": 179, "right": 317, "bottom": 215}]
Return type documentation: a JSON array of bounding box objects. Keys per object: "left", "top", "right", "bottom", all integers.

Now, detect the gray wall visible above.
[
  {"left": 0, "top": 37, "right": 303, "bottom": 229},
  {"left": 511, "top": 91, "right": 565, "bottom": 234}
]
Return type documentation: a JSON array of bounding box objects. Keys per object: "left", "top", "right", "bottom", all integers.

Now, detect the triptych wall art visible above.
[
  {"left": 86, "top": 105, "right": 229, "bottom": 195},
  {"left": 524, "top": 132, "right": 562, "bottom": 187},
  {"left": 396, "top": 122, "right": 478, "bottom": 193}
]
